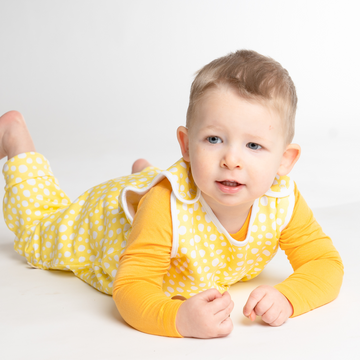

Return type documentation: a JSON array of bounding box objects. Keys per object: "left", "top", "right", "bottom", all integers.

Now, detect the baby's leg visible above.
[
  {"left": 1, "top": 111, "right": 72, "bottom": 266},
  {"left": 0, "top": 111, "right": 36, "bottom": 160}
]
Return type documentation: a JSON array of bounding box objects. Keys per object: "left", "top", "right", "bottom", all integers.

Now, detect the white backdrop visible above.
[{"left": 0, "top": 0, "right": 359, "bottom": 208}]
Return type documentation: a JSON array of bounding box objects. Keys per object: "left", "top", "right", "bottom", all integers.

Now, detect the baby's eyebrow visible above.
[{"left": 200, "top": 125, "right": 224, "bottom": 132}]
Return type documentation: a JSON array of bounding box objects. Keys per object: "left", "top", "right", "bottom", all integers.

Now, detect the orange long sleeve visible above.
[
  {"left": 112, "top": 179, "right": 343, "bottom": 336},
  {"left": 274, "top": 189, "right": 344, "bottom": 317},
  {"left": 113, "top": 179, "right": 183, "bottom": 337}
]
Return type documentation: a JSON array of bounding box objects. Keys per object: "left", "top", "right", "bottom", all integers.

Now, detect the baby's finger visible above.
[
  {"left": 198, "top": 288, "right": 223, "bottom": 303},
  {"left": 211, "top": 291, "right": 232, "bottom": 314},
  {"left": 243, "top": 287, "right": 266, "bottom": 317},
  {"left": 214, "top": 298, "right": 234, "bottom": 321},
  {"left": 217, "top": 315, "right": 234, "bottom": 337},
  {"left": 260, "top": 303, "right": 279, "bottom": 324}
]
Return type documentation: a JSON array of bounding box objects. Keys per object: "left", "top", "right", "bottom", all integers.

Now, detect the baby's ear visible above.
[
  {"left": 277, "top": 144, "right": 301, "bottom": 176},
  {"left": 177, "top": 126, "right": 190, "bottom": 161}
]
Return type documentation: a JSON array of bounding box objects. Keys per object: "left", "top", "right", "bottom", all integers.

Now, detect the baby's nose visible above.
[{"left": 221, "top": 151, "right": 242, "bottom": 170}]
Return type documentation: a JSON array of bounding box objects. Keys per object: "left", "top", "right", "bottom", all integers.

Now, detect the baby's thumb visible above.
[{"left": 199, "top": 288, "right": 223, "bottom": 302}]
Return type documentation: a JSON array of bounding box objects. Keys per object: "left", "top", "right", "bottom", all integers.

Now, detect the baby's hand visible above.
[
  {"left": 243, "top": 285, "right": 293, "bottom": 326},
  {"left": 176, "top": 289, "right": 234, "bottom": 338}
]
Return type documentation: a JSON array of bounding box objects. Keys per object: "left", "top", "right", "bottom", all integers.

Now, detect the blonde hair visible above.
[{"left": 186, "top": 50, "right": 297, "bottom": 144}]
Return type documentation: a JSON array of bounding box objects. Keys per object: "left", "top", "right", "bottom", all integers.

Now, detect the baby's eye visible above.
[
  {"left": 247, "top": 142, "right": 262, "bottom": 150},
  {"left": 207, "top": 136, "right": 222, "bottom": 144}
]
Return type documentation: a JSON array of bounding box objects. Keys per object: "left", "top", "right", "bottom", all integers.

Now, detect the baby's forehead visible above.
[{"left": 191, "top": 87, "right": 283, "bottom": 125}]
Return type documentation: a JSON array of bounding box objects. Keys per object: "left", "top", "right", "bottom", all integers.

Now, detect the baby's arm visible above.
[
  {"left": 113, "top": 179, "right": 234, "bottom": 338},
  {"left": 113, "top": 179, "right": 182, "bottom": 337},
  {"left": 246, "top": 184, "right": 343, "bottom": 322}
]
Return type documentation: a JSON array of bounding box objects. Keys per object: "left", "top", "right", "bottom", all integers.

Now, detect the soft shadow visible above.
[
  {"left": 108, "top": 300, "right": 133, "bottom": 328},
  {"left": 239, "top": 315, "right": 268, "bottom": 327},
  {"left": 0, "top": 240, "right": 29, "bottom": 264}
]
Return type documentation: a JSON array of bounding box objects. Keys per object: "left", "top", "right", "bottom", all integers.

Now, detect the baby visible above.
[{"left": 0, "top": 50, "right": 343, "bottom": 338}]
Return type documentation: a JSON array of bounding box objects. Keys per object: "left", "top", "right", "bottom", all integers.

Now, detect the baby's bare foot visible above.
[
  {"left": 131, "top": 159, "right": 152, "bottom": 173},
  {"left": 0, "top": 111, "right": 36, "bottom": 160}
]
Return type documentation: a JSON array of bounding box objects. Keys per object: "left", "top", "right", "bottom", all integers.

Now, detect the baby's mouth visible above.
[{"left": 217, "top": 180, "right": 242, "bottom": 187}]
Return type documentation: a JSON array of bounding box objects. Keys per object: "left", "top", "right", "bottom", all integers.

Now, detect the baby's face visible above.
[{"left": 180, "top": 85, "right": 290, "bottom": 215}]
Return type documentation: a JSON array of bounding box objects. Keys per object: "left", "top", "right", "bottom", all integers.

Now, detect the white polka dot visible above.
[
  {"left": 247, "top": 260, "right": 254, "bottom": 264},
  {"left": 26, "top": 158, "right": 33, "bottom": 164},
  {"left": 199, "top": 249, "right": 205, "bottom": 257},
  {"left": 277, "top": 218, "right": 282, "bottom": 225},
  {"left": 79, "top": 228, "right": 85, "bottom": 235},
  {"left": 90, "top": 255, "right": 96, "bottom": 261},
  {"left": 36, "top": 157, "right": 43, "bottom": 164},
  {"left": 259, "top": 214, "right": 266, "bottom": 223},
  {"left": 79, "top": 257, "right": 86, "bottom": 262},
  {"left": 270, "top": 201, "right": 276, "bottom": 209},
  {"left": 179, "top": 226, "right": 186, "bottom": 235},
  {"left": 181, "top": 247, "right": 187, "bottom": 254},
  {"left": 198, "top": 224, "right": 204, "bottom": 232},
  {"left": 265, "top": 233, "right": 273, "bottom": 239},
  {"left": 212, "top": 258, "right": 219, "bottom": 266},
  {"left": 18, "top": 153, "right": 26, "bottom": 159},
  {"left": 93, "top": 231, "right": 97, "bottom": 239},
  {"left": 11, "top": 166, "right": 16, "bottom": 171},
  {"left": 18, "top": 165, "right": 28, "bottom": 173},
  {"left": 107, "top": 248, "right": 114, "bottom": 254},
  {"left": 22, "top": 200, "right": 29, "bottom": 207},
  {"left": 263, "top": 250, "right": 271, "bottom": 256},
  {"left": 251, "top": 225, "right": 258, "bottom": 232},
  {"left": 64, "top": 251, "right": 71, "bottom": 257},
  {"left": 23, "top": 190, "right": 30, "bottom": 197},
  {"left": 46, "top": 242, "right": 51, "bottom": 248},
  {"left": 272, "top": 222, "right": 276, "bottom": 230},
  {"left": 3, "top": 164, "right": 8, "bottom": 172},
  {"left": 104, "top": 262, "right": 110, "bottom": 269},
  {"left": 191, "top": 250, "right": 196, "bottom": 258},
  {"left": 35, "top": 211, "right": 41, "bottom": 216},
  {"left": 78, "top": 245, "right": 85, "bottom": 251},
  {"left": 251, "top": 248, "right": 259, "bottom": 254},
  {"left": 260, "top": 196, "right": 268, "bottom": 206},
  {"left": 210, "top": 234, "right": 217, "bottom": 241},
  {"left": 59, "top": 225, "right": 67, "bottom": 232},
  {"left": 26, "top": 179, "right": 36, "bottom": 186},
  {"left": 37, "top": 170, "right": 45, "bottom": 176},
  {"left": 44, "top": 189, "right": 50, "bottom": 196},
  {"left": 15, "top": 177, "right": 22, "bottom": 183}
]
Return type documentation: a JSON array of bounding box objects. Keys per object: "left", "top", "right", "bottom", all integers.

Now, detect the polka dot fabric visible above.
[
  {"left": 163, "top": 160, "right": 295, "bottom": 298},
  {"left": 3, "top": 153, "right": 295, "bottom": 299},
  {"left": 2, "top": 152, "right": 164, "bottom": 295}
]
